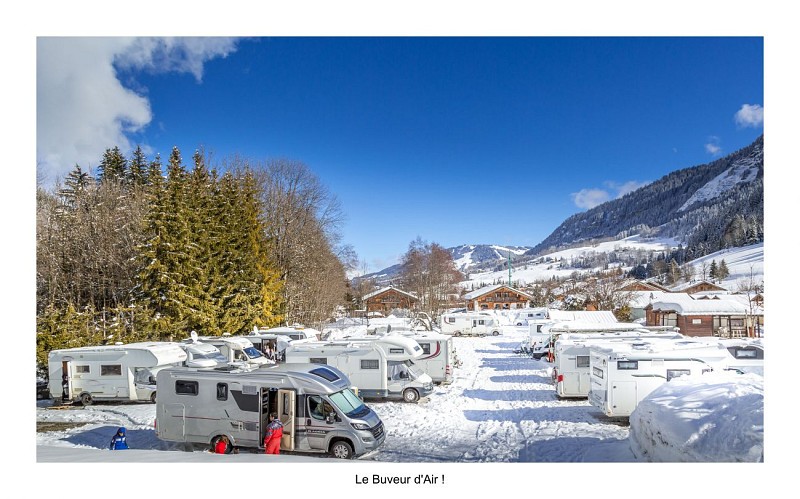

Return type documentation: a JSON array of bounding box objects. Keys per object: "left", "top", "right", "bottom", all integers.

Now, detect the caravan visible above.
[
  {"left": 154, "top": 363, "right": 385, "bottom": 459},
  {"left": 439, "top": 312, "right": 502, "bottom": 337},
  {"left": 587, "top": 339, "right": 731, "bottom": 418},
  {"left": 284, "top": 336, "right": 434, "bottom": 402},
  {"left": 48, "top": 342, "right": 187, "bottom": 405}
]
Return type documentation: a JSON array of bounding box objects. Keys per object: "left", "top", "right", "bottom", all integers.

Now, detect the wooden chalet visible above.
[
  {"left": 669, "top": 280, "right": 727, "bottom": 295},
  {"left": 463, "top": 284, "right": 532, "bottom": 311},
  {"left": 645, "top": 294, "right": 763, "bottom": 338},
  {"left": 617, "top": 279, "right": 671, "bottom": 292},
  {"left": 363, "top": 286, "right": 419, "bottom": 314}
]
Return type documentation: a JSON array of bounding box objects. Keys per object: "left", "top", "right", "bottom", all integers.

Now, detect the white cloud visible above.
[
  {"left": 704, "top": 136, "right": 722, "bottom": 156},
  {"left": 734, "top": 104, "right": 764, "bottom": 128},
  {"left": 571, "top": 188, "right": 611, "bottom": 209},
  {"left": 606, "top": 180, "right": 650, "bottom": 198},
  {"left": 37, "top": 37, "right": 239, "bottom": 185}
]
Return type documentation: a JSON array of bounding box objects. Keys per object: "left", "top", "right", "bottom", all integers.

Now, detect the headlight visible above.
[{"left": 351, "top": 422, "right": 370, "bottom": 430}]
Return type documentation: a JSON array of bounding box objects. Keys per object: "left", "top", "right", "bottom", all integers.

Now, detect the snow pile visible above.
[{"left": 629, "top": 371, "right": 763, "bottom": 462}]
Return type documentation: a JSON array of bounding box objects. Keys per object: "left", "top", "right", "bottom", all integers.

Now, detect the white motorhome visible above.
[
  {"left": 194, "top": 335, "right": 272, "bottom": 368},
  {"left": 512, "top": 307, "right": 549, "bottom": 326},
  {"left": 48, "top": 342, "right": 187, "bottom": 406},
  {"left": 284, "top": 336, "right": 434, "bottom": 402},
  {"left": 255, "top": 325, "right": 322, "bottom": 341},
  {"left": 552, "top": 330, "right": 684, "bottom": 398},
  {"left": 339, "top": 332, "right": 458, "bottom": 385},
  {"left": 439, "top": 312, "right": 502, "bottom": 337},
  {"left": 587, "top": 339, "right": 731, "bottom": 418},
  {"left": 178, "top": 334, "right": 239, "bottom": 369},
  {"left": 155, "top": 363, "right": 385, "bottom": 459}
]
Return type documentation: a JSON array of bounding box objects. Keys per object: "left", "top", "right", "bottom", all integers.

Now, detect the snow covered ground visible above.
[{"left": 30, "top": 325, "right": 781, "bottom": 497}]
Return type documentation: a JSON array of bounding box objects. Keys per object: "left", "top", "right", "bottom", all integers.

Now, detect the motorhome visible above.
[
  {"left": 255, "top": 325, "right": 322, "bottom": 341},
  {"left": 587, "top": 339, "right": 731, "bottom": 418},
  {"left": 284, "top": 336, "right": 434, "bottom": 403},
  {"left": 48, "top": 342, "right": 187, "bottom": 406},
  {"left": 338, "top": 331, "right": 458, "bottom": 384},
  {"left": 439, "top": 312, "right": 502, "bottom": 337},
  {"left": 512, "top": 307, "right": 549, "bottom": 326},
  {"left": 178, "top": 336, "right": 237, "bottom": 369},
  {"left": 194, "top": 335, "right": 272, "bottom": 368},
  {"left": 552, "top": 330, "right": 684, "bottom": 398},
  {"left": 154, "top": 363, "right": 385, "bottom": 459}
]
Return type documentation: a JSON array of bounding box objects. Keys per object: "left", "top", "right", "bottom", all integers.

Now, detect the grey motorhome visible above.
[
  {"left": 154, "top": 363, "right": 385, "bottom": 459},
  {"left": 48, "top": 342, "right": 187, "bottom": 405},
  {"left": 284, "top": 336, "right": 434, "bottom": 402},
  {"left": 588, "top": 339, "right": 731, "bottom": 418},
  {"left": 439, "top": 312, "right": 502, "bottom": 336},
  {"left": 552, "top": 329, "right": 684, "bottom": 398}
]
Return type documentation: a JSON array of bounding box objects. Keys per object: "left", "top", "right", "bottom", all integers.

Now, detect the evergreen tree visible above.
[
  {"left": 147, "top": 154, "right": 164, "bottom": 189},
  {"left": 718, "top": 259, "right": 730, "bottom": 280},
  {"left": 97, "top": 146, "right": 128, "bottom": 183},
  {"left": 129, "top": 145, "right": 148, "bottom": 187},
  {"left": 709, "top": 260, "right": 718, "bottom": 282}
]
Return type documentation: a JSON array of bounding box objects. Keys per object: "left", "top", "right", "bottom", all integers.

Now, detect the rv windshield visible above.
[
  {"left": 243, "top": 347, "right": 263, "bottom": 359},
  {"left": 405, "top": 361, "right": 425, "bottom": 379},
  {"left": 328, "top": 388, "right": 368, "bottom": 418}
]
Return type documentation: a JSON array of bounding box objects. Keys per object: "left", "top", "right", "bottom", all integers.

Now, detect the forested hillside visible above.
[
  {"left": 36, "top": 146, "right": 353, "bottom": 367},
  {"left": 528, "top": 136, "right": 763, "bottom": 260}
]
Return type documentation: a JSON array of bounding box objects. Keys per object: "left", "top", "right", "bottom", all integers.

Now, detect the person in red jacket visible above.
[
  {"left": 264, "top": 413, "right": 284, "bottom": 455},
  {"left": 212, "top": 435, "right": 230, "bottom": 454}
]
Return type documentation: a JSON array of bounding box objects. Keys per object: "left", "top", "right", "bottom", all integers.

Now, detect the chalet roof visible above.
[
  {"left": 547, "top": 309, "right": 618, "bottom": 323},
  {"left": 669, "top": 280, "right": 727, "bottom": 293},
  {"left": 649, "top": 294, "right": 750, "bottom": 315},
  {"left": 463, "top": 283, "right": 533, "bottom": 301},
  {"left": 627, "top": 290, "right": 673, "bottom": 309},
  {"left": 618, "top": 279, "right": 671, "bottom": 292},
  {"left": 363, "top": 286, "right": 419, "bottom": 302}
]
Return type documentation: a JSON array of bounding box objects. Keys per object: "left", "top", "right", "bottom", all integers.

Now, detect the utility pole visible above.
[{"left": 508, "top": 251, "right": 512, "bottom": 286}]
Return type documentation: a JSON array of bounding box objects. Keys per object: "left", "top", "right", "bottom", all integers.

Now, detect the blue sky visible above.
[{"left": 36, "top": 37, "right": 763, "bottom": 272}]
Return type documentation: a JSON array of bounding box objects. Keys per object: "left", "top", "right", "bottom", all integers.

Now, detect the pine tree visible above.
[
  {"left": 147, "top": 154, "right": 164, "bottom": 189},
  {"left": 129, "top": 145, "right": 148, "bottom": 187},
  {"left": 97, "top": 146, "right": 128, "bottom": 183},
  {"left": 719, "top": 259, "right": 730, "bottom": 280},
  {"left": 709, "top": 260, "right": 718, "bottom": 282}
]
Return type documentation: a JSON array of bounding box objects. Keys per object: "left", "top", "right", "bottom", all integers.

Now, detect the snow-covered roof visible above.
[
  {"left": 669, "top": 280, "right": 727, "bottom": 292},
  {"left": 628, "top": 290, "right": 672, "bottom": 308},
  {"left": 547, "top": 309, "right": 619, "bottom": 323},
  {"left": 650, "top": 294, "right": 751, "bottom": 315},
  {"left": 463, "top": 283, "right": 533, "bottom": 300},
  {"left": 363, "top": 285, "right": 419, "bottom": 301}
]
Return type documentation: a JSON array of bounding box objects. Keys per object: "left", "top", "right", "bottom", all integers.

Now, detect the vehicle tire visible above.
[
  {"left": 516, "top": 322, "right": 523, "bottom": 326},
  {"left": 330, "top": 440, "right": 354, "bottom": 459},
  {"left": 150, "top": 391, "right": 157, "bottom": 403},
  {"left": 403, "top": 388, "right": 420, "bottom": 403},
  {"left": 454, "top": 331, "right": 462, "bottom": 337},
  {"left": 492, "top": 330, "right": 500, "bottom": 336},
  {"left": 79, "top": 393, "right": 93, "bottom": 406}
]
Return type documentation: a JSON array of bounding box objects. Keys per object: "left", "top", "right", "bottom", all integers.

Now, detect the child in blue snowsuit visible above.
[{"left": 110, "top": 427, "right": 129, "bottom": 450}]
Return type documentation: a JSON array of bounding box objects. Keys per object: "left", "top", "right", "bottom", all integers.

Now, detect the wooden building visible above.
[
  {"left": 463, "top": 284, "right": 532, "bottom": 311},
  {"left": 618, "top": 279, "right": 671, "bottom": 292},
  {"left": 669, "top": 280, "right": 727, "bottom": 295},
  {"left": 646, "top": 294, "right": 762, "bottom": 337},
  {"left": 363, "top": 286, "right": 419, "bottom": 314}
]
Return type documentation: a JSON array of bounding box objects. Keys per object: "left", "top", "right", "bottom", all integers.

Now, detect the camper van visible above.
[
  {"left": 338, "top": 332, "right": 458, "bottom": 385},
  {"left": 154, "top": 363, "right": 385, "bottom": 459},
  {"left": 178, "top": 340, "right": 234, "bottom": 369},
  {"left": 512, "top": 308, "right": 549, "bottom": 326},
  {"left": 439, "top": 312, "right": 502, "bottom": 336},
  {"left": 284, "top": 336, "right": 434, "bottom": 403},
  {"left": 48, "top": 342, "right": 187, "bottom": 406},
  {"left": 255, "top": 325, "right": 322, "bottom": 341},
  {"left": 552, "top": 330, "right": 684, "bottom": 398},
  {"left": 587, "top": 339, "right": 730, "bottom": 418},
  {"left": 193, "top": 335, "right": 271, "bottom": 368}
]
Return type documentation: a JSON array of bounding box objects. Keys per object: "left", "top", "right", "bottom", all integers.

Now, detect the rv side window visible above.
[
  {"left": 446, "top": 317, "right": 455, "bottom": 324},
  {"left": 101, "top": 365, "right": 122, "bottom": 376},
  {"left": 310, "top": 357, "right": 327, "bottom": 365},
  {"left": 617, "top": 361, "right": 638, "bottom": 370},
  {"left": 361, "top": 360, "right": 379, "bottom": 369},
  {"left": 478, "top": 320, "right": 485, "bottom": 325},
  {"left": 732, "top": 348, "right": 760, "bottom": 359},
  {"left": 76, "top": 365, "right": 90, "bottom": 373},
  {"left": 216, "top": 383, "right": 228, "bottom": 401},
  {"left": 175, "top": 380, "right": 199, "bottom": 395},
  {"left": 576, "top": 356, "right": 590, "bottom": 368},
  {"left": 419, "top": 343, "right": 431, "bottom": 355},
  {"left": 389, "top": 348, "right": 404, "bottom": 354},
  {"left": 592, "top": 367, "right": 604, "bottom": 378},
  {"left": 666, "top": 369, "right": 691, "bottom": 381}
]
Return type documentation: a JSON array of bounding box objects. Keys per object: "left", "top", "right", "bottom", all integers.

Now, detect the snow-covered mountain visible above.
[
  {"left": 450, "top": 244, "right": 531, "bottom": 272},
  {"left": 678, "top": 144, "right": 762, "bottom": 212}
]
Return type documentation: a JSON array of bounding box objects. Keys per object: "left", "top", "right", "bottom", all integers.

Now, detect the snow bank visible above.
[{"left": 629, "top": 371, "right": 763, "bottom": 462}]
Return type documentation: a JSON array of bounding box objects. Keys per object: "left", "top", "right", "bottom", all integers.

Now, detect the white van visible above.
[
  {"left": 48, "top": 342, "right": 187, "bottom": 405},
  {"left": 588, "top": 339, "right": 730, "bottom": 418},
  {"left": 439, "top": 312, "right": 502, "bottom": 337},
  {"left": 285, "top": 336, "right": 434, "bottom": 403},
  {"left": 155, "top": 363, "right": 385, "bottom": 459}
]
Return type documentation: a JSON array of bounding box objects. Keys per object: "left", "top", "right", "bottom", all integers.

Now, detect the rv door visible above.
[
  {"left": 278, "top": 389, "right": 296, "bottom": 452},
  {"left": 61, "top": 360, "right": 72, "bottom": 402}
]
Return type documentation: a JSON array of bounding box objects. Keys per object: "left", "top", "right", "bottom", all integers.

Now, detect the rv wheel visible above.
[
  {"left": 492, "top": 330, "right": 500, "bottom": 336},
  {"left": 330, "top": 440, "right": 354, "bottom": 459},
  {"left": 403, "top": 388, "right": 420, "bottom": 403},
  {"left": 150, "top": 391, "right": 157, "bottom": 403},
  {"left": 79, "top": 393, "right": 93, "bottom": 406},
  {"left": 454, "top": 331, "right": 462, "bottom": 337}
]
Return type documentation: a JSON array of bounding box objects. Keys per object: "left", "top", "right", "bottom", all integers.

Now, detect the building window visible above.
[
  {"left": 175, "top": 380, "right": 199, "bottom": 395},
  {"left": 692, "top": 318, "right": 702, "bottom": 325},
  {"left": 361, "top": 359, "right": 379, "bottom": 369},
  {"left": 100, "top": 365, "right": 122, "bottom": 376}
]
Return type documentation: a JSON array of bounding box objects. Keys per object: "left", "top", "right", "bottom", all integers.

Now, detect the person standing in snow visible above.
[
  {"left": 109, "top": 427, "right": 129, "bottom": 450},
  {"left": 263, "top": 413, "right": 283, "bottom": 455},
  {"left": 212, "top": 435, "right": 231, "bottom": 454}
]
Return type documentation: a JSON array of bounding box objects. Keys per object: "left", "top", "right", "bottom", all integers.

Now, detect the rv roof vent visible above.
[{"left": 310, "top": 367, "right": 340, "bottom": 382}]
